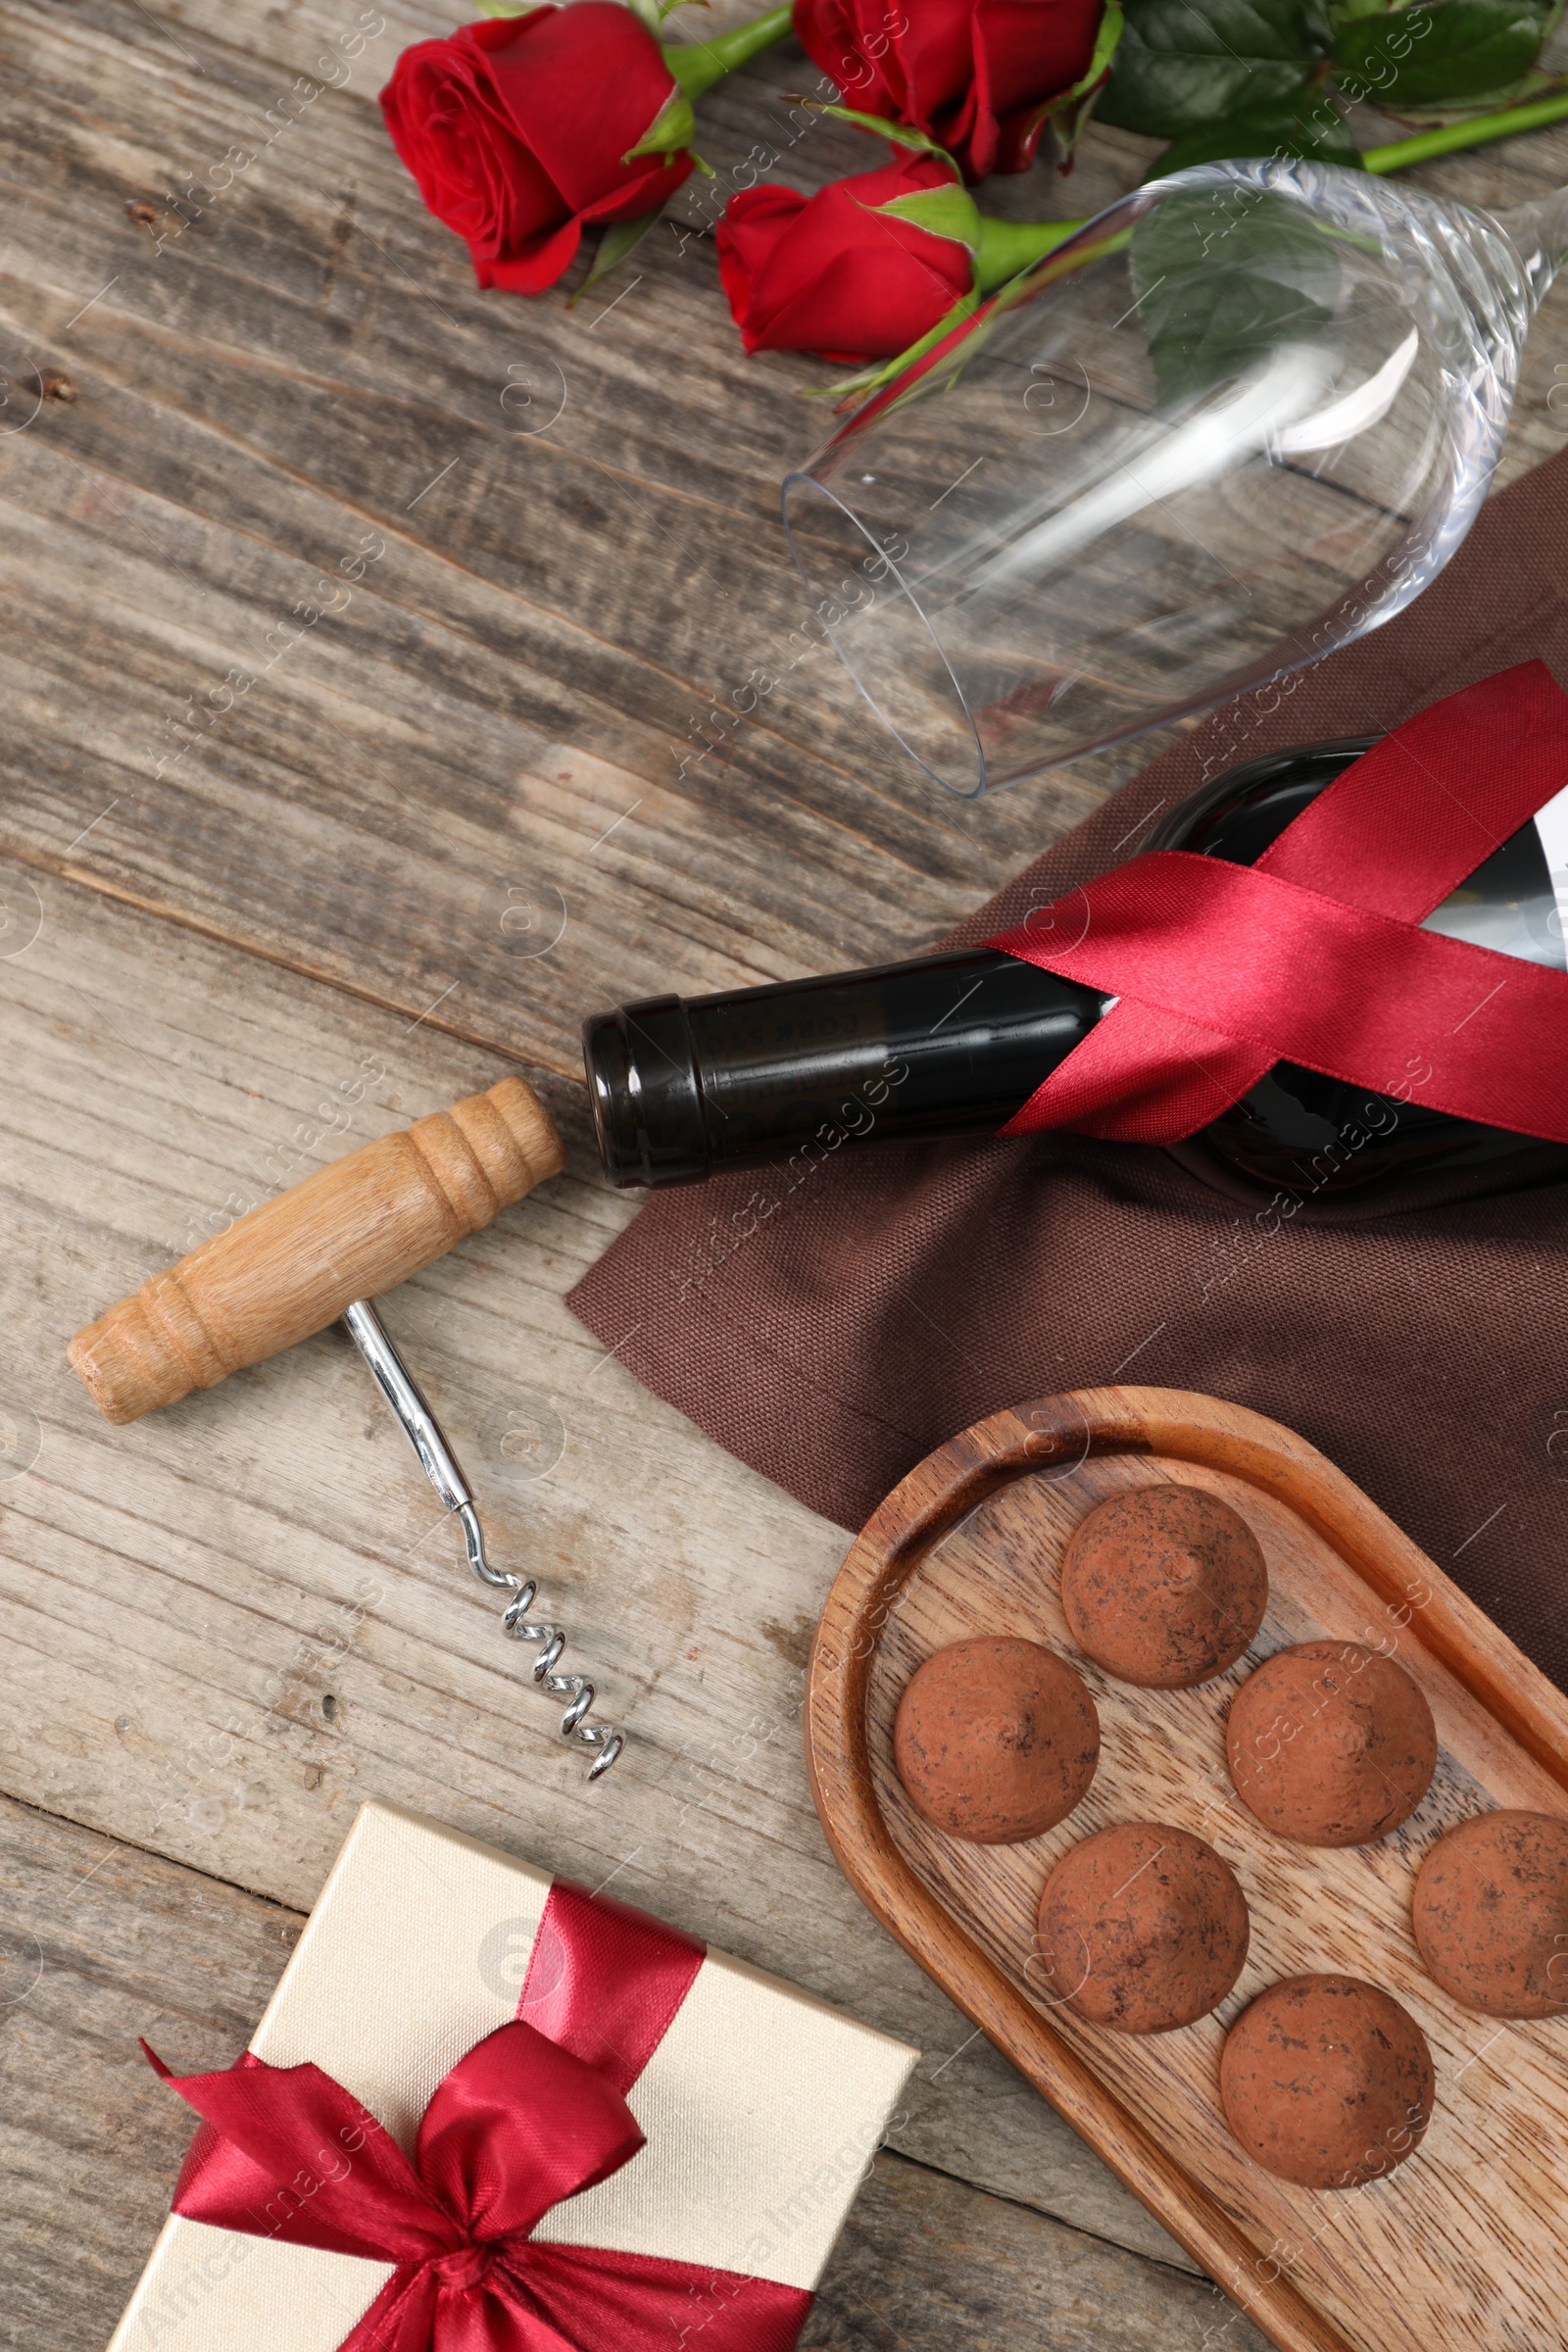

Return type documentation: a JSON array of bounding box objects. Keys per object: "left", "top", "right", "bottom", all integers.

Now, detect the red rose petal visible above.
[{"left": 379, "top": 4, "right": 690, "bottom": 297}]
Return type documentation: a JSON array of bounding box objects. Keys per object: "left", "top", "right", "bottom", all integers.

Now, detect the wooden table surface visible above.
[{"left": 5, "top": 3, "right": 1568, "bottom": 2342}]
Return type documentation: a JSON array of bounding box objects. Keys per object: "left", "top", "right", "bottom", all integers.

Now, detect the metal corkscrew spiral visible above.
[
  {"left": 345, "top": 1299, "right": 624, "bottom": 1779},
  {"left": 456, "top": 1498, "right": 622, "bottom": 1776}
]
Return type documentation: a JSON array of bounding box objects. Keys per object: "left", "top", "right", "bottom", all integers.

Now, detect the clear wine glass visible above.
[{"left": 781, "top": 156, "right": 1568, "bottom": 797}]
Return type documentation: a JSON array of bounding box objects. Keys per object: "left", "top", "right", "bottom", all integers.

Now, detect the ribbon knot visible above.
[
  {"left": 431, "top": 2241, "right": 496, "bottom": 2294},
  {"left": 144, "top": 1880, "right": 813, "bottom": 2352},
  {"left": 987, "top": 662, "right": 1568, "bottom": 1152}
]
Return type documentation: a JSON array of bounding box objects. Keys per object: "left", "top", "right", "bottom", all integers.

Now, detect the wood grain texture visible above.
[
  {"left": 800, "top": 2147, "right": 1268, "bottom": 2352},
  {"left": 0, "top": 0, "right": 1101, "bottom": 1084},
  {"left": 69, "top": 1075, "right": 564, "bottom": 1420},
  {"left": 0, "top": 854, "right": 1204, "bottom": 2293},
  {"left": 5, "top": 0, "right": 1568, "bottom": 1082},
  {"left": 0, "top": 1792, "right": 304, "bottom": 2348},
  {"left": 10, "top": 0, "right": 1568, "bottom": 2338},
  {"left": 0, "top": 1791, "right": 1250, "bottom": 2352},
  {"left": 805, "top": 1390, "right": 1568, "bottom": 2352}
]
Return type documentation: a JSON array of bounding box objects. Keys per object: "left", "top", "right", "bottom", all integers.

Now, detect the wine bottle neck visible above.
[{"left": 583, "top": 952, "right": 1105, "bottom": 1188}]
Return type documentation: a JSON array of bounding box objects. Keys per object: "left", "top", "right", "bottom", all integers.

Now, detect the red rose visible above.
[
  {"left": 794, "top": 0, "right": 1104, "bottom": 180},
  {"left": 717, "top": 153, "right": 974, "bottom": 361},
  {"left": 380, "top": 4, "right": 693, "bottom": 295}
]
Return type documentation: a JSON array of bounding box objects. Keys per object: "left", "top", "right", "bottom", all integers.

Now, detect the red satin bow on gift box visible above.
[
  {"left": 986, "top": 662, "right": 1568, "bottom": 1147},
  {"left": 145, "top": 1883, "right": 811, "bottom": 2352}
]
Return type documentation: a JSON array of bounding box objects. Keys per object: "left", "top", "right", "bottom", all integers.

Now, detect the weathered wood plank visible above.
[
  {"left": 0, "top": 2, "right": 1189, "bottom": 1081},
  {"left": 805, "top": 2151, "right": 1269, "bottom": 2352},
  {"left": 0, "top": 0, "right": 1112, "bottom": 1077},
  {"left": 0, "top": 853, "right": 1198, "bottom": 2278},
  {"left": 7, "top": 0, "right": 1568, "bottom": 1086},
  {"left": 0, "top": 1794, "right": 1248, "bottom": 2351},
  {"left": 0, "top": 1793, "right": 302, "bottom": 2344},
  {"left": 10, "top": 4, "right": 1568, "bottom": 2340}
]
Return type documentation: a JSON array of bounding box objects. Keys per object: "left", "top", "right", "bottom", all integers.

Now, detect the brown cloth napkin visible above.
[{"left": 570, "top": 448, "right": 1568, "bottom": 1694}]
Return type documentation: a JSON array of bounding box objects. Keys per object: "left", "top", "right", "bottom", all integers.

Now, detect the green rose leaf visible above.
[
  {"left": 791, "top": 99, "right": 960, "bottom": 162},
  {"left": 870, "top": 183, "right": 983, "bottom": 250},
  {"left": 569, "top": 209, "right": 663, "bottom": 306},
  {"left": 1332, "top": 0, "right": 1551, "bottom": 113},
  {"left": 622, "top": 80, "right": 698, "bottom": 163},
  {"left": 1131, "top": 183, "right": 1341, "bottom": 404},
  {"left": 1152, "top": 87, "right": 1359, "bottom": 172},
  {"left": 1025, "top": 0, "right": 1126, "bottom": 164},
  {"left": 1098, "top": 0, "right": 1332, "bottom": 135},
  {"left": 814, "top": 289, "right": 982, "bottom": 404}
]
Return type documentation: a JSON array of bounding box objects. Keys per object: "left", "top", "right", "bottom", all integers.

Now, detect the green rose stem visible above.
[
  {"left": 589, "top": 0, "right": 793, "bottom": 290},
  {"left": 663, "top": 0, "right": 794, "bottom": 102},
  {"left": 621, "top": 2, "right": 794, "bottom": 168},
  {"left": 825, "top": 87, "right": 1568, "bottom": 396},
  {"left": 1358, "top": 87, "right": 1568, "bottom": 173}
]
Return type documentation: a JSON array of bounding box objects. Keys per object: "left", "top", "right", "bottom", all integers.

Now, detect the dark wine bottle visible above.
[{"left": 583, "top": 739, "right": 1568, "bottom": 1201}]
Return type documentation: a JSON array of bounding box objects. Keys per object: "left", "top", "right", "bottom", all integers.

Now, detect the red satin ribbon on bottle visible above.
[
  {"left": 985, "top": 662, "right": 1568, "bottom": 1146},
  {"left": 144, "top": 1881, "right": 812, "bottom": 2352}
]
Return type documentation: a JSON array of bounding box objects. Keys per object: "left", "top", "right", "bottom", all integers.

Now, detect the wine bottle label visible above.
[
  {"left": 1534, "top": 782, "right": 1568, "bottom": 959},
  {"left": 1421, "top": 781, "right": 1568, "bottom": 972}
]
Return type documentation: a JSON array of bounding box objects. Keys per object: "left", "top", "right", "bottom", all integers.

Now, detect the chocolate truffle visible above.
[
  {"left": 1037, "top": 1822, "right": 1250, "bottom": 2033},
  {"left": 1226, "top": 1641, "right": 1437, "bottom": 1846},
  {"left": 894, "top": 1637, "right": 1100, "bottom": 1843},
  {"left": 1060, "top": 1485, "right": 1268, "bottom": 1689},
  {"left": 1412, "top": 1809, "right": 1568, "bottom": 2019},
  {"left": 1220, "top": 1974, "right": 1435, "bottom": 2188}
]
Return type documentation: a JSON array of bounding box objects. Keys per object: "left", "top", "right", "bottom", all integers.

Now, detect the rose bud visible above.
[
  {"left": 717, "top": 149, "right": 1075, "bottom": 364},
  {"left": 380, "top": 1, "right": 791, "bottom": 296},
  {"left": 794, "top": 0, "right": 1110, "bottom": 182},
  {"left": 718, "top": 154, "right": 974, "bottom": 360}
]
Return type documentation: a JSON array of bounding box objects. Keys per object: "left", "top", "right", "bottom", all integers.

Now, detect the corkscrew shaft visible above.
[{"left": 342, "top": 1299, "right": 622, "bottom": 1780}]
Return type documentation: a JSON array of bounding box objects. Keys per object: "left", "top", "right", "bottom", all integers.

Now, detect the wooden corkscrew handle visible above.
[{"left": 69, "top": 1078, "right": 564, "bottom": 1425}]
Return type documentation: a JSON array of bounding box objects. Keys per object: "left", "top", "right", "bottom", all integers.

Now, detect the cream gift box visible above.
[{"left": 112, "top": 1799, "right": 920, "bottom": 2351}]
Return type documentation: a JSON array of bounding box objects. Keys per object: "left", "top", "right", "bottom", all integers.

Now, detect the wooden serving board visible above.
[{"left": 804, "top": 1388, "right": 1568, "bottom": 2352}]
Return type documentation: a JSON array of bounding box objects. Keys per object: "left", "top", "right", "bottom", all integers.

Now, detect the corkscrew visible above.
[
  {"left": 343, "top": 1299, "right": 621, "bottom": 1778},
  {"left": 68, "top": 1078, "right": 623, "bottom": 1779}
]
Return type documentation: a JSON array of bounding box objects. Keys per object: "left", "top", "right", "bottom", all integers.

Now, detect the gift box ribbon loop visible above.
[
  {"left": 145, "top": 1882, "right": 811, "bottom": 2352},
  {"left": 986, "top": 662, "right": 1568, "bottom": 1149}
]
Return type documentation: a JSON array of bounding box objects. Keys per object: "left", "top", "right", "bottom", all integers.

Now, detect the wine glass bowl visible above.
[{"left": 782, "top": 157, "right": 1550, "bottom": 797}]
